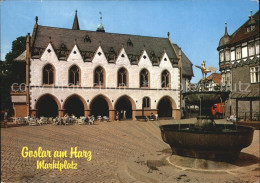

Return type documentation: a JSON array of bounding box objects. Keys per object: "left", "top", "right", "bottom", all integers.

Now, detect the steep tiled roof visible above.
[
  {"left": 229, "top": 11, "right": 259, "bottom": 45},
  {"left": 172, "top": 44, "right": 194, "bottom": 78},
  {"left": 31, "top": 25, "right": 178, "bottom": 64},
  {"left": 218, "top": 10, "right": 259, "bottom": 49},
  {"left": 206, "top": 73, "right": 221, "bottom": 85}
]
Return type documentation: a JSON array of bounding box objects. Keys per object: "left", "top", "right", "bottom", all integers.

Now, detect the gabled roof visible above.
[
  {"left": 31, "top": 25, "right": 178, "bottom": 65},
  {"left": 229, "top": 11, "right": 259, "bottom": 45},
  {"left": 172, "top": 44, "right": 194, "bottom": 78},
  {"left": 13, "top": 50, "right": 26, "bottom": 62},
  {"left": 218, "top": 10, "right": 259, "bottom": 49},
  {"left": 206, "top": 73, "right": 221, "bottom": 85}
]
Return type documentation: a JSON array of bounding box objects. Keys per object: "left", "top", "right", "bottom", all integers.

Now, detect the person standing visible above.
[
  {"left": 123, "top": 110, "right": 126, "bottom": 120},
  {"left": 4, "top": 110, "right": 8, "bottom": 128},
  {"left": 120, "top": 110, "right": 123, "bottom": 120},
  {"left": 115, "top": 111, "right": 119, "bottom": 121}
]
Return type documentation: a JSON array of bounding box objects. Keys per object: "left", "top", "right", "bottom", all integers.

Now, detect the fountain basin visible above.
[{"left": 159, "top": 124, "right": 254, "bottom": 162}]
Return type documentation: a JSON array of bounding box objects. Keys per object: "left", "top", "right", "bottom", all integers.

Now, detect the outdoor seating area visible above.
[
  {"left": 135, "top": 113, "right": 159, "bottom": 121},
  {"left": 12, "top": 115, "right": 101, "bottom": 126}
]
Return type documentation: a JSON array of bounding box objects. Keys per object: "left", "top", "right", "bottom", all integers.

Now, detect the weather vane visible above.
[{"left": 99, "top": 12, "right": 102, "bottom": 23}]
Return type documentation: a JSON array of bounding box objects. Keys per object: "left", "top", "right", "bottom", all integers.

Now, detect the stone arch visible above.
[
  {"left": 63, "top": 94, "right": 87, "bottom": 117},
  {"left": 157, "top": 95, "right": 177, "bottom": 118},
  {"left": 89, "top": 94, "right": 113, "bottom": 120},
  {"left": 114, "top": 95, "right": 136, "bottom": 120},
  {"left": 35, "top": 93, "right": 61, "bottom": 117}
]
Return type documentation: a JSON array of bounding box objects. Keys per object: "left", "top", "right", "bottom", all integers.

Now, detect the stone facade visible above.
[{"left": 10, "top": 12, "right": 192, "bottom": 121}]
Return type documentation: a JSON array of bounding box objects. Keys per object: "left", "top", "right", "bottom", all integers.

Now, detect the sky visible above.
[{"left": 0, "top": 0, "right": 259, "bottom": 82}]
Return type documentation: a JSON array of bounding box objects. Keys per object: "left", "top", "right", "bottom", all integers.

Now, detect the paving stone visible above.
[{"left": 1, "top": 119, "right": 259, "bottom": 182}]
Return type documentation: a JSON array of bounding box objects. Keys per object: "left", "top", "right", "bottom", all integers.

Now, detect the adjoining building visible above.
[
  {"left": 217, "top": 10, "right": 259, "bottom": 120},
  {"left": 197, "top": 73, "right": 221, "bottom": 91},
  {"left": 11, "top": 11, "right": 193, "bottom": 120}
]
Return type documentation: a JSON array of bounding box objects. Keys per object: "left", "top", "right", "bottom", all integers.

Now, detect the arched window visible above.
[
  {"left": 118, "top": 68, "right": 127, "bottom": 87},
  {"left": 142, "top": 97, "right": 150, "bottom": 108},
  {"left": 69, "top": 65, "right": 80, "bottom": 85},
  {"left": 94, "top": 66, "right": 105, "bottom": 86},
  {"left": 43, "top": 64, "right": 54, "bottom": 85},
  {"left": 161, "top": 70, "right": 170, "bottom": 88},
  {"left": 140, "top": 69, "right": 149, "bottom": 87}
]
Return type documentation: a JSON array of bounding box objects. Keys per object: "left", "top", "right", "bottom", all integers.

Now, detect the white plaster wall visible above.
[{"left": 30, "top": 43, "right": 181, "bottom": 110}]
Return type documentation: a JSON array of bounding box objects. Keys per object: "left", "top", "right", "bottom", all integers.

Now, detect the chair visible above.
[
  {"left": 40, "top": 117, "right": 48, "bottom": 124},
  {"left": 97, "top": 116, "right": 102, "bottom": 121},
  {"left": 54, "top": 118, "right": 63, "bottom": 125},
  {"left": 48, "top": 117, "right": 53, "bottom": 124},
  {"left": 28, "top": 118, "right": 38, "bottom": 126},
  {"left": 63, "top": 118, "right": 70, "bottom": 125},
  {"left": 78, "top": 116, "right": 85, "bottom": 124},
  {"left": 78, "top": 118, "right": 86, "bottom": 125},
  {"left": 13, "top": 117, "right": 18, "bottom": 124},
  {"left": 19, "top": 117, "right": 27, "bottom": 125},
  {"left": 103, "top": 116, "right": 109, "bottom": 122},
  {"left": 37, "top": 118, "right": 43, "bottom": 125},
  {"left": 89, "top": 116, "right": 95, "bottom": 125}
]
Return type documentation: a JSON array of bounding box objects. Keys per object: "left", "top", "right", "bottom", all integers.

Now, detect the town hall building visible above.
[{"left": 11, "top": 11, "right": 193, "bottom": 121}]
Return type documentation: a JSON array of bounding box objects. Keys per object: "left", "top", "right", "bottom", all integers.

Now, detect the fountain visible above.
[{"left": 159, "top": 61, "right": 254, "bottom": 162}]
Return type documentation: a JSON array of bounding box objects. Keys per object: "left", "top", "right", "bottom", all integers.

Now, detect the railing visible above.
[{"left": 238, "top": 112, "right": 260, "bottom": 121}]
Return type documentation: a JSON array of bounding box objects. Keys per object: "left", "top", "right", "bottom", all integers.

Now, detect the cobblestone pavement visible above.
[{"left": 1, "top": 119, "right": 259, "bottom": 183}]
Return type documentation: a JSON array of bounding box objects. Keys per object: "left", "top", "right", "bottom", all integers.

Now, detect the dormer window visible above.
[
  {"left": 247, "top": 25, "right": 256, "bottom": 32},
  {"left": 246, "top": 13, "right": 256, "bottom": 33},
  {"left": 151, "top": 51, "right": 155, "bottom": 57},
  {"left": 127, "top": 39, "right": 133, "bottom": 47},
  {"left": 58, "top": 43, "right": 68, "bottom": 60},
  {"left": 60, "top": 43, "right": 67, "bottom": 49},
  {"left": 84, "top": 35, "right": 91, "bottom": 43},
  {"left": 109, "top": 47, "right": 115, "bottom": 54}
]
